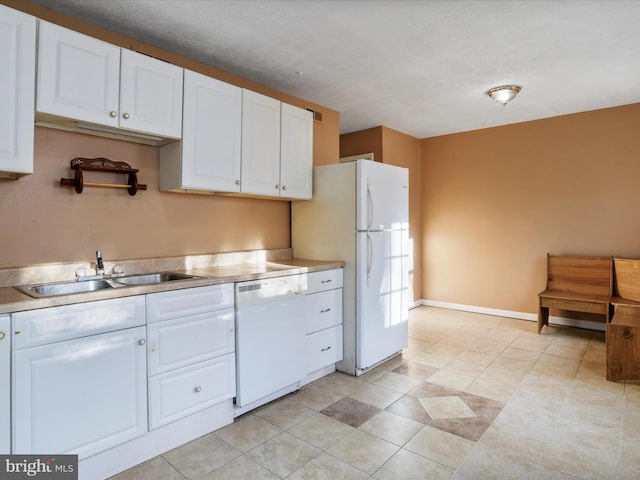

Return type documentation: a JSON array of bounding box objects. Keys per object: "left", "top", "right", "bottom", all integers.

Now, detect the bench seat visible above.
[{"left": 538, "top": 254, "right": 612, "bottom": 334}]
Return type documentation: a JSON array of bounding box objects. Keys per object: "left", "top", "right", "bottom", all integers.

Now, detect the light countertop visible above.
[{"left": 0, "top": 257, "right": 344, "bottom": 315}]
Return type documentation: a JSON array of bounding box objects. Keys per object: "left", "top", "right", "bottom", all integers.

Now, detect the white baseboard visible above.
[{"left": 419, "top": 299, "right": 605, "bottom": 332}]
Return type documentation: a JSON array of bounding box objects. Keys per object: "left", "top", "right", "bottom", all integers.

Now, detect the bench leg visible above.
[{"left": 538, "top": 305, "right": 549, "bottom": 334}]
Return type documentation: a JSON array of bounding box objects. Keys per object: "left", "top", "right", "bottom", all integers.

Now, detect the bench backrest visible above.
[
  {"left": 546, "top": 254, "right": 612, "bottom": 296},
  {"left": 613, "top": 258, "right": 640, "bottom": 302}
]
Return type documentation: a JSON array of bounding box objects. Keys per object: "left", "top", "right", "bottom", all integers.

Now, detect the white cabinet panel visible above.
[
  {"left": 305, "top": 289, "right": 342, "bottom": 334},
  {"left": 12, "top": 296, "right": 145, "bottom": 349},
  {"left": 160, "top": 70, "right": 242, "bottom": 192},
  {"left": 37, "top": 20, "right": 120, "bottom": 127},
  {"left": 146, "top": 284, "right": 233, "bottom": 323},
  {"left": 12, "top": 326, "right": 147, "bottom": 458},
  {"left": 307, "top": 268, "right": 344, "bottom": 295},
  {"left": 0, "top": 315, "right": 9, "bottom": 453},
  {"left": 0, "top": 5, "right": 35, "bottom": 178},
  {"left": 37, "top": 21, "right": 182, "bottom": 139},
  {"left": 280, "top": 103, "right": 313, "bottom": 199},
  {"left": 148, "top": 353, "right": 235, "bottom": 429},
  {"left": 147, "top": 308, "right": 234, "bottom": 375},
  {"left": 241, "top": 89, "right": 281, "bottom": 196},
  {"left": 306, "top": 325, "right": 343, "bottom": 374},
  {"left": 119, "top": 49, "right": 183, "bottom": 138}
]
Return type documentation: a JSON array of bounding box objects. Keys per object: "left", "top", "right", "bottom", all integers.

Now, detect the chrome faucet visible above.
[{"left": 96, "top": 250, "right": 105, "bottom": 276}]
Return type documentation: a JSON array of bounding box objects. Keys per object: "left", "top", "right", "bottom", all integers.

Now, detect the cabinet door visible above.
[
  {"left": 0, "top": 315, "right": 9, "bottom": 454},
  {"left": 181, "top": 70, "right": 242, "bottom": 191},
  {"left": 280, "top": 103, "right": 313, "bottom": 199},
  {"left": 0, "top": 5, "right": 35, "bottom": 178},
  {"left": 36, "top": 21, "right": 120, "bottom": 127},
  {"left": 12, "top": 327, "right": 147, "bottom": 459},
  {"left": 241, "top": 89, "right": 281, "bottom": 196},
  {"left": 306, "top": 325, "right": 343, "bottom": 374},
  {"left": 149, "top": 353, "right": 235, "bottom": 430},
  {"left": 120, "top": 49, "right": 183, "bottom": 138},
  {"left": 147, "top": 308, "right": 235, "bottom": 375}
]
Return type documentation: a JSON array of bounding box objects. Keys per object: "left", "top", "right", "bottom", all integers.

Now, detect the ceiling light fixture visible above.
[{"left": 487, "top": 85, "right": 521, "bottom": 106}]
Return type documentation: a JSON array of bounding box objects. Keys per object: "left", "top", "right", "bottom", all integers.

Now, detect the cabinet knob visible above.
[
  {"left": 235, "top": 180, "right": 241, "bottom": 185},
  {"left": 275, "top": 184, "right": 280, "bottom": 189},
  {"left": 109, "top": 111, "right": 117, "bottom": 118},
  {"left": 138, "top": 339, "right": 146, "bottom": 346},
  {"left": 282, "top": 185, "right": 287, "bottom": 191},
  {"left": 123, "top": 112, "right": 130, "bottom": 119},
  {"left": 194, "top": 386, "right": 202, "bottom": 393},
  {"left": 0, "top": 332, "right": 5, "bottom": 341}
]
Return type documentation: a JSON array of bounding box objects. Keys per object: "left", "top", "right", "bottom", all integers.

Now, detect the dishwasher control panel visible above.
[{"left": 235, "top": 274, "right": 307, "bottom": 308}]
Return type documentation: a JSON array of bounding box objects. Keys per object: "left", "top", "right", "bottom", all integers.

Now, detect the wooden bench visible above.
[
  {"left": 606, "top": 257, "right": 640, "bottom": 382},
  {"left": 538, "top": 254, "right": 612, "bottom": 334},
  {"left": 606, "top": 305, "right": 640, "bottom": 382}
]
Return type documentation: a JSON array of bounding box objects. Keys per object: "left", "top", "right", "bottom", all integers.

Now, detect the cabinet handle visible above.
[
  {"left": 321, "top": 279, "right": 332, "bottom": 284},
  {"left": 123, "top": 112, "right": 130, "bottom": 119},
  {"left": 109, "top": 111, "right": 117, "bottom": 118},
  {"left": 0, "top": 332, "right": 5, "bottom": 341},
  {"left": 235, "top": 180, "right": 241, "bottom": 185},
  {"left": 194, "top": 386, "right": 202, "bottom": 393},
  {"left": 282, "top": 185, "right": 287, "bottom": 191},
  {"left": 138, "top": 339, "right": 146, "bottom": 346},
  {"left": 320, "top": 308, "right": 331, "bottom": 313},
  {"left": 321, "top": 346, "right": 332, "bottom": 352}
]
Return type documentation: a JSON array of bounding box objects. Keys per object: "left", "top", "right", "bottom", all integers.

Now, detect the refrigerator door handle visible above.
[
  {"left": 367, "top": 181, "right": 374, "bottom": 230},
  {"left": 367, "top": 233, "right": 372, "bottom": 286}
]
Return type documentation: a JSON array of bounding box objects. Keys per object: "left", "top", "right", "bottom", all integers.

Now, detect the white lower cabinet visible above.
[
  {"left": 0, "top": 315, "right": 9, "bottom": 453},
  {"left": 305, "top": 269, "right": 344, "bottom": 376},
  {"left": 149, "top": 354, "right": 235, "bottom": 429},
  {"left": 147, "top": 284, "right": 235, "bottom": 429},
  {"left": 12, "top": 326, "right": 148, "bottom": 458}
]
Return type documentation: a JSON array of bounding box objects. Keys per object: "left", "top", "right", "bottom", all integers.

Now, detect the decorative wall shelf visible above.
[{"left": 60, "top": 157, "right": 147, "bottom": 195}]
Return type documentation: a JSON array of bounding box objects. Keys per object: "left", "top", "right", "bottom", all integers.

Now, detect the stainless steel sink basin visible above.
[
  {"left": 16, "top": 272, "right": 202, "bottom": 298},
  {"left": 17, "top": 279, "right": 121, "bottom": 298},
  {"left": 111, "top": 272, "right": 200, "bottom": 286}
]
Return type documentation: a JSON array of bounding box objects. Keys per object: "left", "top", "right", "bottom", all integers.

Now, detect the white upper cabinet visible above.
[
  {"left": 0, "top": 5, "right": 35, "bottom": 179},
  {"left": 241, "top": 89, "right": 282, "bottom": 197},
  {"left": 241, "top": 89, "right": 313, "bottom": 199},
  {"left": 281, "top": 103, "right": 313, "bottom": 199},
  {"left": 36, "top": 21, "right": 183, "bottom": 139},
  {"left": 160, "top": 70, "right": 242, "bottom": 192}
]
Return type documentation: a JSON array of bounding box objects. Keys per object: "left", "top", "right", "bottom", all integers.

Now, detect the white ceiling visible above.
[{"left": 29, "top": 0, "right": 640, "bottom": 138}]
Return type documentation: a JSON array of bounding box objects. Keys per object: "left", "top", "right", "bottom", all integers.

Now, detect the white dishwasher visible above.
[{"left": 235, "top": 274, "right": 306, "bottom": 409}]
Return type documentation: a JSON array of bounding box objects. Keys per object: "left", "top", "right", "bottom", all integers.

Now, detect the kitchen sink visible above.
[
  {"left": 16, "top": 272, "right": 202, "bottom": 298},
  {"left": 111, "top": 272, "right": 200, "bottom": 286},
  {"left": 16, "top": 279, "right": 122, "bottom": 298}
]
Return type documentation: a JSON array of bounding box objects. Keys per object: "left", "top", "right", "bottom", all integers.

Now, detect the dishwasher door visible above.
[{"left": 235, "top": 275, "right": 306, "bottom": 407}]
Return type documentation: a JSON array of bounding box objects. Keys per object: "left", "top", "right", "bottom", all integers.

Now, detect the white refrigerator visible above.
[{"left": 292, "top": 159, "right": 409, "bottom": 376}]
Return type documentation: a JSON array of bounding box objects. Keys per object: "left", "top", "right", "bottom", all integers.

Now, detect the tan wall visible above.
[
  {"left": 340, "top": 127, "right": 383, "bottom": 162},
  {"left": 0, "top": 128, "right": 291, "bottom": 267},
  {"left": 0, "top": 0, "right": 340, "bottom": 268},
  {"left": 421, "top": 103, "right": 640, "bottom": 313},
  {"left": 340, "top": 126, "right": 423, "bottom": 303}
]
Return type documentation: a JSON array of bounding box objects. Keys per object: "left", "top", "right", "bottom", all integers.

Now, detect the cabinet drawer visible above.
[
  {"left": 147, "top": 308, "right": 234, "bottom": 375},
  {"left": 147, "top": 284, "right": 234, "bottom": 323},
  {"left": 148, "top": 353, "right": 235, "bottom": 429},
  {"left": 306, "top": 289, "right": 342, "bottom": 334},
  {"left": 306, "top": 269, "right": 343, "bottom": 295},
  {"left": 306, "top": 325, "right": 343, "bottom": 374},
  {"left": 12, "top": 296, "right": 145, "bottom": 349},
  {"left": 540, "top": 297, "right": 608, "bottom": 315}
]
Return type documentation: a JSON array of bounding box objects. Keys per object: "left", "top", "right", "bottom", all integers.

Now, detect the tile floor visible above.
[{"left": 110, "top": 306, "right": 640, "bottom": 479}]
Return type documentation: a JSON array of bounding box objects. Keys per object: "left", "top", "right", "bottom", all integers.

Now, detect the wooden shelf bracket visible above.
[{"left": 60, "top": 157, "right": 148, "bottom": 195}]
